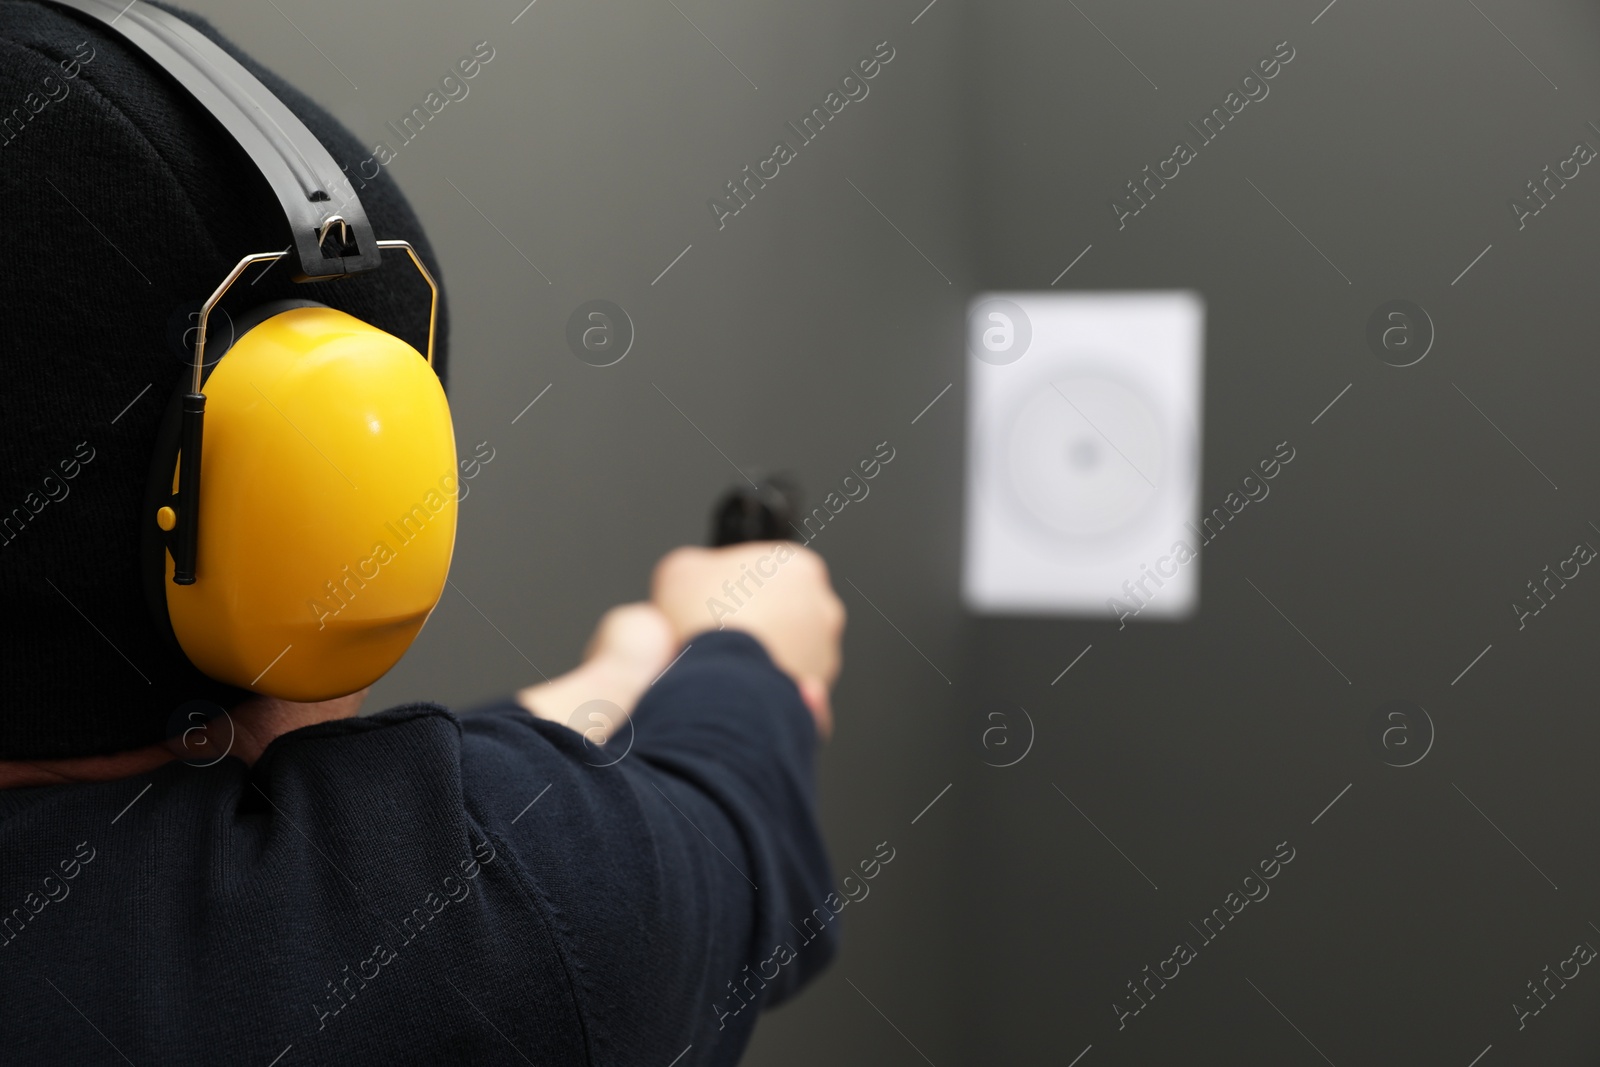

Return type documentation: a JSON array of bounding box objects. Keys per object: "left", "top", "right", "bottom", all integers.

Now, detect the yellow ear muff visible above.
[{"left": 163, "top": 305, "right": 456, "bottom": 701}]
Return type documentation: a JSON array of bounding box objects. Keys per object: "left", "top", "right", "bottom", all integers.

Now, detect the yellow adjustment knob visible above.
[{"left": 156, "top": 506, "right": 177, "bottom": 532}]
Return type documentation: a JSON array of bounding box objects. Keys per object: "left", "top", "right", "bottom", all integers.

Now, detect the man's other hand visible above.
[{"left": 518, "top": 603, "right": 677, "bottom": 740}]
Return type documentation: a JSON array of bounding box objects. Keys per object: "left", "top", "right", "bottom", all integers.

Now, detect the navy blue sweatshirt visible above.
[{"left": 0, "top": 631, "right": 839, "bottom": 1065}]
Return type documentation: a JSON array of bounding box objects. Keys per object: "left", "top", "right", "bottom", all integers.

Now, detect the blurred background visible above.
[{"left": 185, "top": 0, "right": 1600, "bottom": 1061}]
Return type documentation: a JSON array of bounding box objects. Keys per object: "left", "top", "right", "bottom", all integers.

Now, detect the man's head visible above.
[{"left": 0, "top": 1, "right": 447, "bottom": 759}]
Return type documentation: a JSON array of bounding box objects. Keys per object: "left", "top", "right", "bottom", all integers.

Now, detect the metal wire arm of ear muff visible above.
[
  {"left": 189, "top": 240, "right": 439, "bottom": 389},
  {"left": 168, "top": 241, "right": 440, "bottom": 584}
]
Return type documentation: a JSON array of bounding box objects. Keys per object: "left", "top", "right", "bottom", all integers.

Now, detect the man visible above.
[{"left": 0, "top": 3, "right": 845, "bottom": 1064}]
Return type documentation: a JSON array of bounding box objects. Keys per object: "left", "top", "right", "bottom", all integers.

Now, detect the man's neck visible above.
[{"left": 0, "top": 690, "right": 369, "bottom": 789}]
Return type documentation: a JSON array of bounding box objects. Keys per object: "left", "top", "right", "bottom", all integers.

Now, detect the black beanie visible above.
[{"left": 0, "top": 1, "right": 449, "bottom": 759}]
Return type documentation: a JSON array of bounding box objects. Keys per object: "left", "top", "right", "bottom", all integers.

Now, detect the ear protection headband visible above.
[{"left": 55, "top": 0, "right": 457, "bottom": 702}]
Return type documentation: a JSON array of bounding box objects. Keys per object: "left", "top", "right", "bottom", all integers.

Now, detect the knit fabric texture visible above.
[
  {"left": 0, "top": 631, "right": 839, "bottom": 1065},
  {"left": 0, "top": 1, "right": 448, "bottom": 758}
]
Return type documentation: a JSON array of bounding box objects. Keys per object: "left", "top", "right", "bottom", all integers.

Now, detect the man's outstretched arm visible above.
[{"left": 458, "top": 543, "right": 845, "bottom": 1066}]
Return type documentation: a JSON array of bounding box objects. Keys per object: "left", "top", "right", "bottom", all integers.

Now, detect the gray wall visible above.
[
  {"left": 189, "top": 0, "right": 1600, "bottom": 1062},
  {"left": 969, "top": 0, "right": 1600, "bottom": 1063}
]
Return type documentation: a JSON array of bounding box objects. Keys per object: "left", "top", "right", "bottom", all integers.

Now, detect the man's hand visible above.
[
  {"left": 517, "top": 603, "right": 678, "bottom": 741},
  {"left": 650, "top": 542, "right": 845, "bottom": 738}
]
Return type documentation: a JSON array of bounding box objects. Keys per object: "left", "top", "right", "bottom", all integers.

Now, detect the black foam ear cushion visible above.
[{"left": 140, "top": 299, "right": 326, "bottom": 659}]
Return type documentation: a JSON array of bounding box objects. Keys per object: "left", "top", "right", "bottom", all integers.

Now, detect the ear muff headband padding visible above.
[{"left": 47, "top": 0, "right": 382, "bottom": 279}]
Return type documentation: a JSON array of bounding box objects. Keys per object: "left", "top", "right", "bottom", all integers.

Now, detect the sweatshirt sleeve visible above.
[{"left": 455, "top": 629, "right": 838, "bottom": 1067}]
